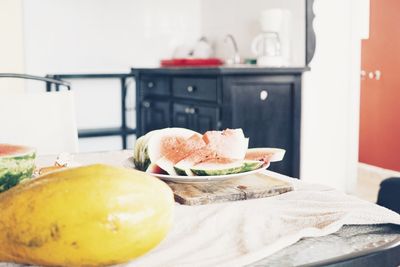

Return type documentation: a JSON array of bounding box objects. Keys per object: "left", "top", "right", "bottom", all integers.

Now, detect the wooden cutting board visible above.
[{"left": 166, "top": 173, "right": 293, "bottom": 205}]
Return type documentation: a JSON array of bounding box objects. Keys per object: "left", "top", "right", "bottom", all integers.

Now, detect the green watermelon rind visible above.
[
  {"left": 240, "top": 160, "right": 264, "bottom": 172},
  {"left": 188, "top": 160, "right": 264, "bottom": 176},
  {"left": 190, "top": 160, "right": 244, "bottom": 176},
  {"left": 0, "top": 151, "right": 36, "bottom": 192},
  {"left": 173, "top": 166, "right": 188, "bottom": 176},
  {"left": 133, "top": 132, "right": 154, "bottom": 171},
  {"left": 191, "top": 165, "right": 244, "bottom": 176}
]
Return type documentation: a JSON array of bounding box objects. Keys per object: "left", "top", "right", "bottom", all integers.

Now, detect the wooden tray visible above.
[{"left": 167, "top": 172, "right": 293, "bottom": 205}]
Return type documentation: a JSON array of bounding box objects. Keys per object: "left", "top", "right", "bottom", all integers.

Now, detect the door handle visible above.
[
  {"left": 373, "top": 70, "right": 381, "bottom": 80},
  {"left": 142, "top": 101, "right": 151, "bottom": 108},
  {"left": 185, "top": 107, "right": 196, "bottom": 114},
  {"left": 368, "top": 70, "right": 381, "bottom": 80},
  {"left": 361, "top": 70, "right": 367, "bottom": 79},
  {"left": 260, "top": 90, "right": 268, "bottom": 101},
  {"left": 147, "top": 81, "right": 155, "bottom": 88},
  {"left": 187, "top": 86, "right": 195, "bottom": 93},
  {"left": 362, "top": 70, "right": 381, "bottom": 80}
]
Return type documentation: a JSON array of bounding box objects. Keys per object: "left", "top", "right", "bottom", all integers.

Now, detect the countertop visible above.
[{"left": 131, "top": 66, "right": 310, "bottom": 75}]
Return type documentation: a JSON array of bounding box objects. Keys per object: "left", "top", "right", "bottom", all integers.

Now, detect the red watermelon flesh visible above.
[
  {"left": 159, "top": 136, "right": 188, "bottom": 157},
  {"left": 0, "top": 144, "right": 33, "bottom": 157},
  {"left": 174, "top": 146, "right": 218, "bottom": 176},
  {"left": 146, "top": 163, "right": 168, "bottom": 175},
  {"left": 173, "top": 129, "right": 249, "bottom": 176},
  {"left": 156, "top": 134, "right": 206, "bottom": 175},
  {"left": 245, "top": 148, "right": 286, "bottom": 163},
  {"left": 0, "top": 144, "right": 36, "bottom": 192},
  {"left": 245, "top": 151, "right": 273, "bottom": 164}
]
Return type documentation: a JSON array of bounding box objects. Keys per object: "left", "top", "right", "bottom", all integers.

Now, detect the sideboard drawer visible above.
[
  {"left": 141, "top": 76, "right": 169, "bottom": 96},
  {"left": 172, "top": 78, "right": 218, "bottom": 102}
]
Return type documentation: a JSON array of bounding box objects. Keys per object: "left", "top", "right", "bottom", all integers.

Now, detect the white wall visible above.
[
  {"left": 301, "top": 0, "right": 369, "bottom": 192},
  {"left": 23, "top": 0, "right": 202, "bottom": 73},
  {"left": 23, "top": 0, "right": 202, "bottom": 151},
  {"left": 201, "top": 0, "right": 305, "bottom": 66},
  {"left": 0, "top": 0, "right": 25, "bottom": 93}
]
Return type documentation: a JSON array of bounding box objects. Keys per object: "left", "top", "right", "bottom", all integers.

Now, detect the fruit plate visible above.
[{"left": 123, "top": 157, "right": 270, "bottom": 183}]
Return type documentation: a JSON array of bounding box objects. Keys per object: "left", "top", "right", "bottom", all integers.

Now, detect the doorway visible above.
[
  {"left": 358, "top": 0, "right": 400, "bottom": 202},
  {"left": 360, "top": 0, "right": 400, "bottom": 172}
]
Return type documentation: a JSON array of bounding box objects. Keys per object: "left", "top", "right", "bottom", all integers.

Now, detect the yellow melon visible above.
[{"left": 0, "top": 164, "right": 174, "bottom": 266}]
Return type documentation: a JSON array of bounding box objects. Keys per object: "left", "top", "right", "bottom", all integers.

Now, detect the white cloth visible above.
[{"left": 124, "top": 172, "right": 400, "bottom": 267}]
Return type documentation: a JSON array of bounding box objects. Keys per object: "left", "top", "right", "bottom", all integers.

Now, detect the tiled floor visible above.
[{"left": 355, "top": 163, "right": 400, "bottom": 203}]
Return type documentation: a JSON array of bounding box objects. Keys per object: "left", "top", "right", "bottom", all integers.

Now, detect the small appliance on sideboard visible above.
[{"left": 251, "top": 8, "right": 292, "bottom": 67}]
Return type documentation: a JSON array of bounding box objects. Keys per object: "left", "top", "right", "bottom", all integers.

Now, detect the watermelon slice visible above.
[
  {"left": 133, "top": 128, "right": 199, "bottom": 171},
  {"left": 174, "top": 146, "right": 217, "bottom": 176},
  {"left": 133, "top": 129, "right": 161, "bottom": 171},
  {"left": 0, "top": 144, "right": 36, "bottom": 192},
  {"left": 156, "top": 134, "right": 206, "bottom": 175},
  {"left": 202, "top": 129, "right": 248, "bottom": 159},
  {"left": 245, "top": 148, "right": 286, "bottom": 163},
  {"left": 174, "top": 129, "right": 249, "bottom": 176}
]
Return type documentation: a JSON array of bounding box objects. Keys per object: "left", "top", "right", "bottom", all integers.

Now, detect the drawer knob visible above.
[
  {"left": 147, "top": 82, "right": 155, "bottom": 88},
  {"left": 142, "top": 101, "right": 151, "bottom": 108},
  {"left": 184, "top": 107, "right": 196, "bottom": 114},
  {"left": 260, "top": 90, "right": 268, "bottom": 101},
  {"left": 187, "top": 86, "right": 195, "bottom": 93}
]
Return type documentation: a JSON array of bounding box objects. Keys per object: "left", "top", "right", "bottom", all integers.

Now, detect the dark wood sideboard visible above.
[{"left": 132, "top": 67, "right": 308, "bottom": 178}]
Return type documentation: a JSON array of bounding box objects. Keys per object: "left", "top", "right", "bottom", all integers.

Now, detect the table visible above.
[
  {"left": 253, "top": 224, "right": 400, "bottom": 267},
  {"left": 30, "top": 151, "right": 400, "bottom": 267}
]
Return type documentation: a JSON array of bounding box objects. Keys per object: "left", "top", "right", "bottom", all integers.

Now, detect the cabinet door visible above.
[
  {"left": 172, "top": 103, "right": 191, "bottom": 129},
  {"left": 140, "top": 100, "right": 170, "bottom": 134},
  {"left": 172, "top": 103, "right": 219, "bottom": 133},
  {"left": 191, "top": 105, "right": 219, "bottom": 133},
  {"left": 230, "top": 83, "right": 298, "bottom": 176}
]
